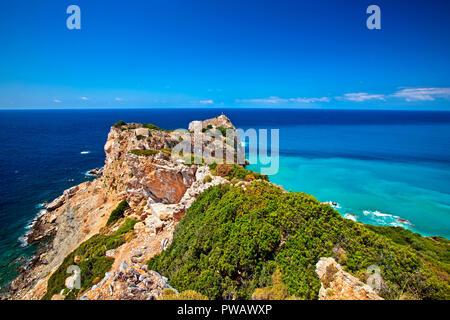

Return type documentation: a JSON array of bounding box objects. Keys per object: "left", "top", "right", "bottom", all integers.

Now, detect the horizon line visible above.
[{"left": 1, "top": 106, "right": 450, "bottom": 112}]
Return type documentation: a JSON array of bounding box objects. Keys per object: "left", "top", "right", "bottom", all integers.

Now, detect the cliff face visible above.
[{"left": 7, "top": 115, "right": 237, "bottom": 300}]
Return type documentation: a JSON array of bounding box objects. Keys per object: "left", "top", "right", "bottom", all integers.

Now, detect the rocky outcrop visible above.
[
  {"left": 315, "top": 257, "right": 383, "bottom": 300},
  {"left": 8, "top": 115, "right": 241, "bottom": 300},
  {"left": 199, "top": 114, "right": 234, "bottom": 129},
  {"left": 86, "top": 167, "right": 103, "bottom": 177},
  {"left": 125, "top": 153, "right": 196, "bottom": 205},
  {"left": 46, "top": 185, "right": 80, "bottom": 212},
  {"left": 80, "top": 263, "right": 176, "bottom": 300}
]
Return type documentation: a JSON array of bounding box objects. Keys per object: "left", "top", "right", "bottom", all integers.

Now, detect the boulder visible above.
[{"left": 315, "top": 257, "right": 383, "bottom": 300}]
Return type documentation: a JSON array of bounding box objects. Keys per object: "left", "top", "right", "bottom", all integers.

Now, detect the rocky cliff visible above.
[
  {"left": 7, "top": 115, "right": 238, "bottom": 300},
  {"left": 7, "top": 115, "right": 442, "bottom": 301}
]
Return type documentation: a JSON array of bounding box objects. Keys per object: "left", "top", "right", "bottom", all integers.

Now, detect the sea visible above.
[{"left": 1, "top": 108, "right": 450, "bottom": 290}]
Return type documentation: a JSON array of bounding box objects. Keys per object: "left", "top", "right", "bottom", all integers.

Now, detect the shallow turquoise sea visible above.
[
  {"left": 246, "top": 122, "right": 450, "bottom": 238},
  {"left": 249, "top": 154, "right": 450, "bottom": 237}
]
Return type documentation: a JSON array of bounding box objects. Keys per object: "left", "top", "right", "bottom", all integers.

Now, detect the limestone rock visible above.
[
  {"left": 80, "top": 264, "right": 175, "bottom": 300},
  {"left": 48, "top": 214, "right": 57, "bottom": 224},
  {"left": 316, "top": 257, "right": 383, "bottom": 300}
]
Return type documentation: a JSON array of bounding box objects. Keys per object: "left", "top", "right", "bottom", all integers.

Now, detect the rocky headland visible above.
[{"left": 5, "top": 115, "right": 449, "bottom": 301}]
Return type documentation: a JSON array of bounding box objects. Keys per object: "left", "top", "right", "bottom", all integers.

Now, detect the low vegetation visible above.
[
  {"left": 203, "top": 175, "right": 213, "bottom": 184},
  {"left": 42, "top": 218, "right": 138, "bottom": 300},
  {"left": 142, "top": 123, "right": 172, "bottom": 132},
  {"left": 113, "top": 120, "right": 126, "bottom": 128},
  {"left": 148, "top": 181, "right": 450, "bottom": 300},
  {"left": 128, "top": 149, "right": 159, "bottom": 157},
  {"left": 252, "top": 268, "right": 297, "bottom": 300},
  {"left": 366, "top": 225, "right": 450, "bottom": 277},
  {"left": 159, "top": 288, "right": 208, "bottom": 300},
  {"left": 209, "top": 163, "right": 269, "bottom": 182},
  {"left": 202, "top": 124, "right": 214, "bottom": 133},
  {"left": 106, "top": 200, "right": 130, "bottom": 226},
  {"left": 216, "top": 126, "right": 234, "bottom": 137}
]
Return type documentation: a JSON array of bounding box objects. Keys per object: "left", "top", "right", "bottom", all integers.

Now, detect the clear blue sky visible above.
[{"left": 0, "top": 0, "right": 449, "bottom": 109}]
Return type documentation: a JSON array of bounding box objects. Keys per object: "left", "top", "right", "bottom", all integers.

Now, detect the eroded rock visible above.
[{"left": 316, "top": 257, "right": 383, "bottom": 300}]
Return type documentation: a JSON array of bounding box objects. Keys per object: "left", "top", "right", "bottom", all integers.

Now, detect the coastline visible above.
[{"left": 1, "top": 112, "right": 449, "bottom": 300}]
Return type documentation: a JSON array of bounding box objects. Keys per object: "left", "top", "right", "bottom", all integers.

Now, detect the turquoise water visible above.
[
  {"left": 249, "top": 155, "right": 450, "bottom": 237},
  {"left": 246, "top": 122, "right": 450, "bottom": 238}
]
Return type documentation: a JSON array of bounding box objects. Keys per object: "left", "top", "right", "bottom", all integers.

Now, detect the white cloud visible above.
[
  {"left": 391, "top": 87, "right": 450, "bottom": 102},
  {"left": 237, "top": 96, "right": 330, "bottom": 104},
  {"left": 114, "top": 97, "right": 122, "bottom": 101},
  {"left": 53, "top": 99, "right": 62, "bottom": 103},
  {"left": 289, "top": 97, "right": 330, "bottom": 103},
  {"left": 200, "top": 99, "right": 214, "bottom": 104},
  {"left": 339, "top": 93, "right": 386, "bottom": 102},
  {"left": 80, "top": 96, "right": 89, "bottom": 100}
]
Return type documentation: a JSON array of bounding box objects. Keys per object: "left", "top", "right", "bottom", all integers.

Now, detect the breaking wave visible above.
[{"left": 362, "top": 210, "right": 415, "bottom": 228}]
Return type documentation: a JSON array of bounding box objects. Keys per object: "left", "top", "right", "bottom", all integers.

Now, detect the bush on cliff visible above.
[
  {"left": 216, "top": 126, "right": 234, "bottom": 137},
  {"left": 209, "top": 163, "right": 268, "bottom": 182},
  {"left": 113, "top": 120, "right": 126, "bottom": 128},
  {"left": 159, "top": 288, "right": 208, "bottom": 300},
  {"left": 106, "top": 200, "right": 130, "bottom": 226},
  {"left": 42, "top": 218, "right": 138, "bottom": 300},
  {"left": 128, "top": 149, "right": 158, "bottom": 157},
  {"left": 142, "top": 123, "right": 172, "bottom": 132},
  {"left": 252, "top": 268, "right": 292, "bottom": 300},
  {"left": 147, "top": 182, "right": 450, "bottom": 300}
]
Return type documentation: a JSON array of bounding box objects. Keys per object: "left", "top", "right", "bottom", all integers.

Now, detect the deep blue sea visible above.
[{"left": 1, "top": 108, "right": 450, "bottom": 290}]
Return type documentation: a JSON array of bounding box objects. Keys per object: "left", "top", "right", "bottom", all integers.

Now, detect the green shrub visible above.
[
  {"left": 182, "top": 154, "right": 205, "bottom": 166},
  {"left": 159, "top": 289, "right": 208, "bottom": 300},
  {"left": 252, "top": 269, "right": 289, "bottom": 300},
  {"left": 142, "top": 123, "right": 161, "bottom": 130},
  {"left": 42, "top": 218, "right": 138, "bottom": 300},
  {"left": 106, "top": 200, "right": 130, "bottom": 226},
  {"left": 203, "top": 175, "right": 213, "bottom": 183},
  {"left": 113, "top": 120, "right": 126, "bottom": 128},
  {"left": 216, "top": 126, "right": 234, "bottom": 137},
  {"left": 161, "top": 148, "right": 172, "bottom": 156},
  {"left": 148, "top": 182, "right": 450, "bottom": 300},
  {"left": 136, "top": 134, "right": 144, "bottom": 140},
  {"left": 208, "top": 163, "right": 268, "bottom": 182},
  {"left": 128, "top": 149, "right": 158, "bottom": 157},
  {"left": 142, "top": 123, "right": 172, "bottom": 132}
]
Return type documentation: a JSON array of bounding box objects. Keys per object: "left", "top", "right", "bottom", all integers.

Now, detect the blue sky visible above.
[{"left": 0, "top": 0, "right": 449, "bottom": 109}]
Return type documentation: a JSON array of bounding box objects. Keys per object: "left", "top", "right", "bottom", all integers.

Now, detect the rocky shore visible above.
[{"left": 5, "top": 115, "right": 242, "bottom": 300}]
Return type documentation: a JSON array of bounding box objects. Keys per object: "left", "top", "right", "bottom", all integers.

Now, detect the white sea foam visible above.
[
  {"left": 362, "top": 210, "right": 413, "bottom": 228},
  {"left": 363, "top": 210, "right": 392, "bottom": 218},
  {"left": 18, "top": 207, "right": 48, "bottom": 247},
  {"left": 323, "top": 201, "right": 341, "bottom": 209},
  {"left": 344, "top": 213, "right": 357, "bottom": 222},
  {"left": 80, "top": 151, "right": 91, "bottom": 154},
  {"left": 84, "top": 170, "right": 96, "bottom": 177},
  {"left": 84, "top": 167, "right": 104, "bottom": 177}
]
